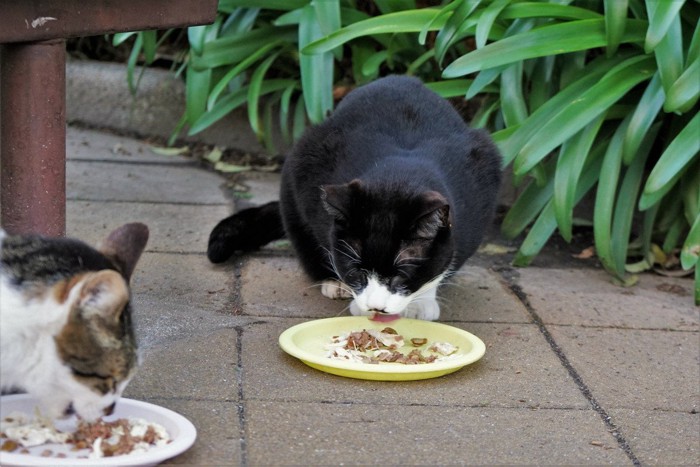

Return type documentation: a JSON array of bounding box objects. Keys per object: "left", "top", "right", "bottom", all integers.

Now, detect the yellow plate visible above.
[{"left": 278, "top": 316, "right": 485, "bottom": 381}]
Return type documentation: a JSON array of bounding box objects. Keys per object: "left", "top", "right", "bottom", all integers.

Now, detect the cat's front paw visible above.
[
  {"left": 321, "top": 280, "right": 353, "bottom": 299},
  {"left": 403, "top": 298, "right": 440, "bottom": 321}
]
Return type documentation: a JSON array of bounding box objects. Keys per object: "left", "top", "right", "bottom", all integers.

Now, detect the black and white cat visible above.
[
  {"left": 208, "top": 76, "right": 501, "bottom": 321},
  {"left": 0, "top": 223, "right": 148, "bottom": 420}
]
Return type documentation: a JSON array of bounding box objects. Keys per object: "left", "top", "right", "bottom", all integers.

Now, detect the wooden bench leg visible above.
[{"left": 1, "top": 39, "right": 66, "bottom": 236}]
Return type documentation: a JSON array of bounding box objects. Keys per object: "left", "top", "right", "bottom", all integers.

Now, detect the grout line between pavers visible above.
[
  {"left": 234, "top": 325, "right": 248, "bottom": 467},
  {"left": 496, "top": 267, "right": 642, "bottom": 466}
]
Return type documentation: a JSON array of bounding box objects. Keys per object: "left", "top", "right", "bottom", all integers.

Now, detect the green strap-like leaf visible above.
[
  {"left": 191, "top": 26, "right": 296, "bottom": 70},
  {"left": 514, "top": 55, "right": 656, "bottom": 176},
  {"left": 374, "top": 0, "right": 417, "bottom": 14},
  {"left": 470, "top": 97, "right": 500, "bottom": 129},
  {"left": 435, "top": 0, "right": 481, "bottom": 66},
  {"left": 419, "top": 0, "right": 462, "bottom": 45},
  {"left": 141, "top": 30, "right": 158, "bottom": 64},
  {"left": 593, "top": 117, "right": 631, "bottom": 279},
  {"left": 303, "top": 9, "right": 445, "bottom": 54},
  {"left": 554, "top": 114, "right": 606, "bottom": 242},
  {"left": 247, "top": 52, "right": 283, "bottom": 139},
  {"left": 681, "top": 213, "right": 700, "bottom": 270},
  {"left": 188, "top": 79, "right": 295, "bottom": 135},
  {"left": 207, "top": 40, "right": 284, "bottom": 109},
  {"left": 513, "top": 152, "right": 604, "bottom": 267},
  {"left": 424, "top": 79, "right": 473, "bottom": 98},
  {"left": 499, "top": 55, "right": 622, "bottom": 165},
  {"left": 219, "top": 0, "right": 308, "bottom": 10},
  {"left": 501, "top": 163, "right": 555, "bottom": 240},
  {"left": 604, "top": 0, "right": 629, "bottom": 57},
  {"left": 644, "top": 0, "right": 686, "bottom": 53},
  {"left": 622, "top": 72, "right": 665, "bottom": 165},
  {"left": 292, "top": 94, "right": 307, "bottom": 141},
  {"left": 112, "top": 32, "right": 138, "bottom": 47},
  {"left": 527, "top": 56, "right": 555, "bottom": 112},
  {"left": 188, "top": 25, "right": 208, "bottom": 56},
  {"left": 299, "top": 4, "right": 334, "bottom": 124},
  {"left": 682, "top": 158, "right": 700, "bottom": 226},
  {"left": 654, "top": 13, "right": 683, "bottom": 96},
  {"left": 664, "top": 58, "right": 700, "bottom": 113},
  {"left": 279, "top": 83, "right": 297, "bottom": 144},
  {"left": 611, "top": 123, "right": 660, "bottom": 276},
  {"left": 641, "top": 112, "right": 700, "bottom": 205},
  {"left": 361, "top": 51, "right": 390, "bottom": 77},
  {"left": 314, "top": 0, "right": 342, "bottom": 60},
  {"left": 185, "top": 66, "right": 212, "bottom": 125},
  {"left": 500, "top": 62, "right": 528, "bottom": 127},
  {"left": 466, "top": 66, "right": 506, "bottom": 99},
  {"left": 442, "top": 18, "right": 647, "bottom": 78},
  {"left": 477, "top": 0, "right": 510, "bottom": 49},
  {"left": 687, "top": 18, "right": 700, "bottom": 64},
  {"left": 501, "top": 2, "right": 602, "bottom": 22},
  {"left": 406, "top": 49, "right": 435, "bottom": 75}
]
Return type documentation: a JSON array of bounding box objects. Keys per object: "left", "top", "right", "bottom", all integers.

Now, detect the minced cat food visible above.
[
  {"left": 0, "top": 410, "right": 170, "bottom": 459},
  {"left": 325, "top": 328, "right": 458, "bottom": 364}
]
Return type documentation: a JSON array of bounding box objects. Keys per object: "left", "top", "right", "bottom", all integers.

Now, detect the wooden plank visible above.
[{"left": 0, "top": 0, "right": 218, "bottom": 43}]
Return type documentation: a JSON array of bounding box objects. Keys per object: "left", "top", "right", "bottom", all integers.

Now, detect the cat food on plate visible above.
[
  {"left": 279, "top": 316, "right": 486, "bottom": 381},
  {"left": 0, "top": 395, "right": 197, "bottom": 466},
  {"left": 0, "top": 410, "right": 170, "bottom": 459},
  {"left": 325, "top": 328, "right": 456, "bottom": 365}
]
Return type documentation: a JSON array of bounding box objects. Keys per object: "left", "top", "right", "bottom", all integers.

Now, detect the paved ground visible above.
[{"left": 63, "top": 125, "right": 698, "bottom": 466}]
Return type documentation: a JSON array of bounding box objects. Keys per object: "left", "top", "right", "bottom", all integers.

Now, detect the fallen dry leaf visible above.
[{"left": 573, "top": 246, "right": 595, "bottom": 259}]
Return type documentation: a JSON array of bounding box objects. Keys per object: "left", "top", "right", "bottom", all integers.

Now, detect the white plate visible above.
[{"left": 0, "top": 395, "right": 196, "bottom": 466}]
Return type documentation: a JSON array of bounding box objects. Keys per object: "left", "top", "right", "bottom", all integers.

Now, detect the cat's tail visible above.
[{"left": 207, "top": 201, "right": 286, "bottom": 263}]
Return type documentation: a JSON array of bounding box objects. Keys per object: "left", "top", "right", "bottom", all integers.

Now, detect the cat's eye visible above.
[
  {"left": 390, "top": 276, "right": 405, "bottom": 291},
  {"left": 71, "top": 368, "right": 108, "bottom": 380}
]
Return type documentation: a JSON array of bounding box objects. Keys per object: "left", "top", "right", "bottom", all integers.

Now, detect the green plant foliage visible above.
[{"left": 115, "top": 0, "right": 699, "bottom": 303}]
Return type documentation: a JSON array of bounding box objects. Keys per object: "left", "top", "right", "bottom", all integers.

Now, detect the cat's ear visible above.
[
  {"left": 412, "top": 191, "right": 451, "bottom": 238},
  {"left": 77, "top": 270, "right": 130, "bottom": 321},
  {"left": 320, "top": 179, "right": 362, "bottom": 220},
  {"left": 98, "top": 223, "right": 149, "bottom": 281}
]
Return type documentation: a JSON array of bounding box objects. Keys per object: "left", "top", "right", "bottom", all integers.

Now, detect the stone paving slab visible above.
[
  {"left": 130, "top": 295, "right": 243, "bottom": 350},
  {"left": 133, "top": 252, "right": 238, "bottom": 314},
  {"left": 239, "top": 256, "right": 349, "bottom": 318},
  {"left": 143, "top": 398, "right": 242, "bottom": 466},
  {"left": 244, "top": 401, "right": 630, "bottom": 465},
  {"left": 608, "top": 408, "right": 700, "bottom": 465},
  {"left": 125, "top": 328, "right": 239, "bottom": 401},
  {"left": 518, "top": 268, "right": 698, "bottom": 330},
  {"left": 241, "top": 320, "right": 589, "bottom": 410},
  {"left": 67, "top": 126, "right": 194, "bottom": 164},
  {"left": 240, "top": 256, "right": 531, "bottom": 323},
  {"left": 548, "top": 325, "right": 699, "bottom": 412},
  {"left": 67, "top": 201, "right": 230, "bottom": 253},
  {"left": 67, "top": 160, "right": 228, "bottom": 205},
  {"left": 440, "top": 267, "right": 530, "bottom": 322}
]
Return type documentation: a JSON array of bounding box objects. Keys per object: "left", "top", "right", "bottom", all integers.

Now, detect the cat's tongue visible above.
[{"left": 370, "top": 312, "right": 401, "bottom": 323}]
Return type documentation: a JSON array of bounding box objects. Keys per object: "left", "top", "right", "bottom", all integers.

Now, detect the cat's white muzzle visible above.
[{"left": 349, "top": 274, "right": 444, "bottom": 321}]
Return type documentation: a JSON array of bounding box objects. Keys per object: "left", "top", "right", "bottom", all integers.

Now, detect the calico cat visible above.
[
  {"left": 0, "top": 223, "right": 148, "bottom": 420},
  {"left": 208, "top": 75, "right": 502, "bottom": 321}
]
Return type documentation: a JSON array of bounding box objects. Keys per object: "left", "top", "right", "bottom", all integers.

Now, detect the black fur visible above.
[
  {"left": 208, "top": 201, "right": 285, "bottom": 263},
  {"left": 208, "top": 76, "right": 501, "bottom": 300}
]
